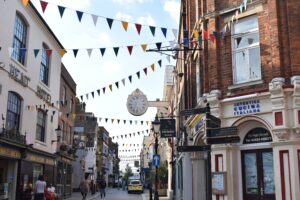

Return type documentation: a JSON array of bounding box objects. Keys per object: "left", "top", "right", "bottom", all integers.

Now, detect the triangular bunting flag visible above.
[
  {"left": 73, "top": 49, "right": 79, "bottom": 57},
  {"left": 22, "top": 0, "right": 29, "bottom": 6},
  {"left": 46, "top": 49, "right": 52, "bottom": 57},
  {"left": 143, "top": 68, "right": 147, "bottom": 75},
  {"left": 40, "top": 1, "right": 48, "bottom": 13},
  {"left": 121, "top": 78, "right": 125, "bottom": 86},
  {"left": 59, "top": 49, "right": 66, "bottom": 57},
  {"left": 100, "top": 48, "right": 106, "bottom": 56},
  {"left": 117, "top": 119, "right": 120, "bottom": 124},
  {"left": 161, "top": 28, "right": 167, "bottom": 38},
  {"left": 149, "top": 26, "right": 156, "bottom": 36},
  {"left": 136, "top": 71, "right": 140, "bottom": 79},
  {"left": 127, "top": 46, "right": 133, "bottom": 55},
  {"left": 193, "top": 31, "right": 199, "bottom": 39},
  {"left": 141, "top": 44, "right": 147, "bottom": 52},
  {"left": 172, "top": 29, "right": 178, "bottom": 38},
  {"left": 213, "top": 31, "right": 219, "bottom": 39},
  {"left": 158, "top": 60, "right": 162, "bottom": 67},
  {"left": 102, "top": 87, "right": 106, "bottom": 94},
  {"left": 76, "top": 11, "right": 84, "bottom": 22},
  {"left": 115, "top": 82, "right": 119, "bottom": 89},
  {"left": 209, "top": 34, "right": 215, "bottom": 43},
  {"left": 111, "top": 119, "right": 114, "bottom": 123},
  {"left": 85, "top": 94, "right": 89, "bottom": 100},
  {"left": 156, "top": 42, "right": 162, "bottom": 50},
  {"left": 99, "top": 118, "right": 102, "bottom": 122},
  {"left": 122, "top": 21, "right": 128, "bottom": 31},
  {"left": 87, "top": 49, "right": 92, "bottom": 57},
  {"left": 91, "top": 92, "right": 94, "bottom": 98},
  {"left": 123, "top": 120, "right": 126, "bottom": 124},
  {"left": 184, "top": 38, "right": 188, "bottom": 46},
  {"left": 91, "top": 14, "right": 98, "bottom": 26},
  {"left": 128, "top": 75, "right": 132, "bottom": 83},
  {"left": 105, "top": 118, "right": 108, "bottom": 123},
  {"left": 199, "top": 35, "right": 203, "bottom": 44},
  {"left": 97, "top": 89, "right": 100, "bottom": 96},
  {"left": 203, "top": 31, "right": 208, "bottom": 39},
  {"left": 106, "top": 18, "right": 114, "bottom": 29},
  {"left": 151, "top": 64, "right": 155, "bottom": 71},
  {"left": 113, "top": 47, "right": 119, "bottom": 57},
  {"left": 135, "top": 24, "right": 142, "bottom": 35},
  {"left": 130, "top": 120, "right": 132, "bottom": 125},
  {"left": 34, "top": 49, "right": 39, "bottom": 58},
  {"left": 57, "top": 6, "right": 65, "bottom": 18}
]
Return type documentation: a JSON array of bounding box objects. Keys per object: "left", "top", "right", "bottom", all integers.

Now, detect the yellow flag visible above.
[
  {"left": 59, "top": 49, "right": 66, "bottom": 57},
  {"left": 109, "top": 84, "right": 112, "bottom": 91},
  {"left": 141, "top": 44, "right": 147, "bottom": 52},
  {"left": 151, "top": 64, "right": 155, "bottom": 71},
  {"left": 22, "top": 0, "right": 29, "bottom": 6},
  {"left": 193, "top": 31, "right": 199, "bottom": 39},
  {"left": 122, "top": 21, "right": 128, "bottom": 31}
]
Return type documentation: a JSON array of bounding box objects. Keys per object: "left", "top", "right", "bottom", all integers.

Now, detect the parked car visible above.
[{"left": 127, "top": 179, "right": 143, "bottom": 194}]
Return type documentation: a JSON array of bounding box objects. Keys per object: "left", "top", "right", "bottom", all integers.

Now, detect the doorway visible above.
[{"left": 241, "top": 149, "right": 275, "bottom": 200}]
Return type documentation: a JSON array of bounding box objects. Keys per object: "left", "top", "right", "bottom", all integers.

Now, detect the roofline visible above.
[{"left": 29, "top": 1, "right": 64, "bottom": 49}]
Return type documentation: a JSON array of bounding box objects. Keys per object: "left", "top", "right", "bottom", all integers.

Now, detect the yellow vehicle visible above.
[{"left": 127, "top": 179, "right": 143, "bottom": 194}]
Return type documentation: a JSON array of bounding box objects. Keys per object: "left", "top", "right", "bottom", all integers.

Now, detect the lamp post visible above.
[{"left": 152, "top": 115, "right": 160, "bottom": 200}]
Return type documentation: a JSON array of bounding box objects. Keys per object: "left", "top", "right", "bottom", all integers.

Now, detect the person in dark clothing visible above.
[{"left": 99, "top": 179, "right": 106, "bottom": 199}]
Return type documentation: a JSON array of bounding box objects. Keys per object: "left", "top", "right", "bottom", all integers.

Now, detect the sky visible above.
[{"left": 30, "top": 0, "right": 180, "bottom": 169}]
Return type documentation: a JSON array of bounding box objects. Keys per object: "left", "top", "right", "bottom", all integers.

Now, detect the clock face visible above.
[{"left": 127, "top": 94, "right": 148, "bottom": 116}]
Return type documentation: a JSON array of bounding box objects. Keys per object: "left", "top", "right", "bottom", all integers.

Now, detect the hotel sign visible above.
[
  {"left": 234, "top": 100, "right": 260, "bottom": 116},
  {"left": 36, "top": 86, "right": 51, "bottom": 103},
  {"left": 9, "top": 64, "right": 30, "bottom": 87}
]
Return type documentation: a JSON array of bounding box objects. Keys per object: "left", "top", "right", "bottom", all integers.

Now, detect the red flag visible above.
[
  {"left": 127, "top": 46, "right": 133, "bottom": 55},
  {"left": 203, "top": 31, "right": 208, "bottom": 40},
  {"left": 46, "top": 49, "right": 52, "bottom": 57},
  {"left": 135, "top": 24, "right": 142, "bottom": 35},
  {"left": 143, "top": 68, "right": 147, "bottom": 75},
  {"left": 209, "top": 34, "right": 215, "bottom": 43},
  {"left": 40, "top": 0, "right": 48, "bottom": 13}
]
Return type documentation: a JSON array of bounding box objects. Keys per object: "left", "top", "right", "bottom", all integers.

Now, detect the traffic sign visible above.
[
  {"left": 207, "top": 127, "right": 238, "bottom": 138},
  {"left": 152, "top": 154, "right": 160, "bottom": 167},
  {"left": 206, "top": 136, "right": 240, "bottom": 145},
  {"left": 177, "top": 145, "right": 211, "bottom": 152}
]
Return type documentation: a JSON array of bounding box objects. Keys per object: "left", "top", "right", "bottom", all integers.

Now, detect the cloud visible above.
[
  {"left": 115, "top": 12, "right": 133, "bottom": 22},
  {"left": 163, "top": 0, "right": 180, "bottom": 22},
  {"left": 112, "top": 0, "right": 152, "bottom": 4},
  {"left": 137, "top": 14, "right": 156, "bottom": 26}
]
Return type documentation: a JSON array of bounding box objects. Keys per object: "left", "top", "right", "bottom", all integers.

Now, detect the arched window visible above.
[
  {"left": 36, "top": 109, "right": 47, "bottom": 142},
  {"left": 6, "top": 92, "right": 22, "bottom": 131},
  {"left": 40, "top": 43, "right": 50, "bottom": 85},
  {"left": 12, "top": 13, "right": 28, "bottom": 65}
]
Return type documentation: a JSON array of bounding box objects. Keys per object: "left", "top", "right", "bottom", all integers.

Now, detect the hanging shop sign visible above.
[
  {"left": 243, "top": 128, "right": 272, "bottom": 144},
  {"left": 233, "top": 100, "right": 260, "bottom": 116},
  {"left": 160, "top": 118, "right": 176, "bottom": 137},
  {"left": 9, "top": 64, "right": 30, "bottom": 87},
  {"left": 36, "top": 86, "right": 51, "bottom": 103}
]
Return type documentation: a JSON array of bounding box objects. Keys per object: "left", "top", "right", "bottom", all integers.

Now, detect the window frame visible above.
[
  {"left": 36, "top": 109, "right": 47, "bottom": 142},
  {"left": 40, "top": 43, "right": 50, "bottom": 86},
  {"left": 232, "top": 15, "right": 261, "bottom": 84},
  {"left": 6, "top": 92, "right": 22, "bottom": 131},
  {"left": 12, "top": 13, "right": 28, "bottom": 65}
]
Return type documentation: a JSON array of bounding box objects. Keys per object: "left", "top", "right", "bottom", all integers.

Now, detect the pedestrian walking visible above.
[
  {"left": 99, "top": 179, "right": 106, "bottom": 199},
  {"left": 79, "top": 177, "right": 89, "bottom": 200},
  {"left": 34, "top": 175, "right": 46, "bottom": 200}
]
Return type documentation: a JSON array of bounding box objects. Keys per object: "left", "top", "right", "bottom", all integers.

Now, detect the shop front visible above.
[{"left": 56, "top": 154, "right": 73, "bottom": 199}]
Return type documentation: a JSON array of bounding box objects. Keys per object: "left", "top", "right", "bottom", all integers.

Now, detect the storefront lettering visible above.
[
  {"left": 243, "top": 128, "right": 272, "bottom": 144},
  {"left": 234, "top": 100, "right": 260, "bottom": 116},
  {"left": 36, "top": 86, "right": 51, "bottom": 103},
  {"left": 9, "top": 64, "right": 30, "bottom": 87}
]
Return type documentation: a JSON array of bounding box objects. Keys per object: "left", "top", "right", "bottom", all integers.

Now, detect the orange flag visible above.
[
  {"left": 151, "top": 64, "right": 155, "bottom": 71},
  {"left": 59, "top": 49, "right": 66, "bottom": 57},
  {"left": 141, "top": 44, "right": 147, "bottom": 52},
  {"left": 22, "top": 0, "right": 29, "bottom": 6},
  {"left": 109, "top": 84, "right": 112, "bottom": 91},
  {"left": 122, "top": 21, "right": 128, "bottom": 31}
]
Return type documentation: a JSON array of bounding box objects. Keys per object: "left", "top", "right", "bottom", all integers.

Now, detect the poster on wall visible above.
[{"left": 212, "top": 172, "right": 227, "bottom": 195}]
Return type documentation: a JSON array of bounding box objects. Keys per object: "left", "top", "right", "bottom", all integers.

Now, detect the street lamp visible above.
[{"left": 152, "top": 115, "right": 160, "bottom": 200}]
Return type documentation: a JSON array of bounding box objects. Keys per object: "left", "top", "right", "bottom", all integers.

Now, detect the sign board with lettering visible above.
[
  {"left": 206, "top": 136, "right": 240, "bottom": 145},
  {"left": 9, "top": 64, "right": 30, "bottom": 87},
  {"left": 233, "top": 100, "right": 260, "bottom": 116},
  {"left": 206, "top": 113, "right": 221, "bottom": 128},
  {"left": 180, "top": 105, "right": 210, "bottom": 116},
  {"left": 243, "top": 128, "right": 272, "bottom": 144},
  {"left": 177, "top": 145, "right": 210, "bottom": 152},
  {"left": 36, "top": 86, "right": 51, "bottom": 103},
  {"left": 160, "top": 119, "right": 176, "bottom": 137},
  {"left": 207, "top": 127, "right": 238, "bottom": 138}
]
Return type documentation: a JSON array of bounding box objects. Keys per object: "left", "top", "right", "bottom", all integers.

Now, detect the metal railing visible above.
[{"left": 0, "top": 129, "right": 26, "bottom": 144}]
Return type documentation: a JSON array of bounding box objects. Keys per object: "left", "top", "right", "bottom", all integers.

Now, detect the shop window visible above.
[
  {"left": 12, "top": 13, "right": 28, "bottom": 65},
  {"left": 232, "top": 16, "right": 261, "bottom": 84},
  {"left": 40, "top": 43, "right": 50, "bottom": 86},
  {"left": 36, "top": 109, "right": 47, "bottom": 142},
  {"left": 32, "top": 165, "right": 43, "bottom": 189},
  {"left": 6, "top": 91, "right": 22, "bottom": 131}
]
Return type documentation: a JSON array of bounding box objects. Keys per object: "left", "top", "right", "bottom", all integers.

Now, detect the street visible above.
[{"left": 66, "top": 188, "right": 149, "bottom": 200}]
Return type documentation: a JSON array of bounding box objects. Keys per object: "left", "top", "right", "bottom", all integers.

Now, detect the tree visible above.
[{"left": 123, "top": 164, "right": 133, "bottom": 183}]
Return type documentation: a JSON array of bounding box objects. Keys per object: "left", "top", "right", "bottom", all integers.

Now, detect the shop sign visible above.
[
  {"left": 234, "top": 100, "right": 260, "bottom": 116},
  {"left": 0, "top": 146, "right": 21, "bottom": 158},
  {"left": 36, "top": 86, "right": 51, "bottom": 103},
  {"left": 243, "top": 128, "right": 272, "bottom": 144},
  {"left": 9, "top": 64, "right": 30, "bottom": 87},
  {"left": 27, "top": 153, "right": 55, "bottom": 165},
  {"left": 160, "top": 119, "right": 175, "bottom": 137}
]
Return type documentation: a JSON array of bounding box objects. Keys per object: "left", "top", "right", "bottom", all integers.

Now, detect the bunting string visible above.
[
  {"left": 24, "top": 0, "right": 178, "bottom": 38},
  {"left": 111, "top": 129, "right": 150, "bottom": 140}
]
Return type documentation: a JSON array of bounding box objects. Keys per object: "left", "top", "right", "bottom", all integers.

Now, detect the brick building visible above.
[{"left": 174, "top": 0, "right": 300, "bottom": 200}]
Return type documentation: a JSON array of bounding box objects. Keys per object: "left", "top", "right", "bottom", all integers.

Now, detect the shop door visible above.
[{"left": 241, "top": 149, "right": 275, "bottom": 200}]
